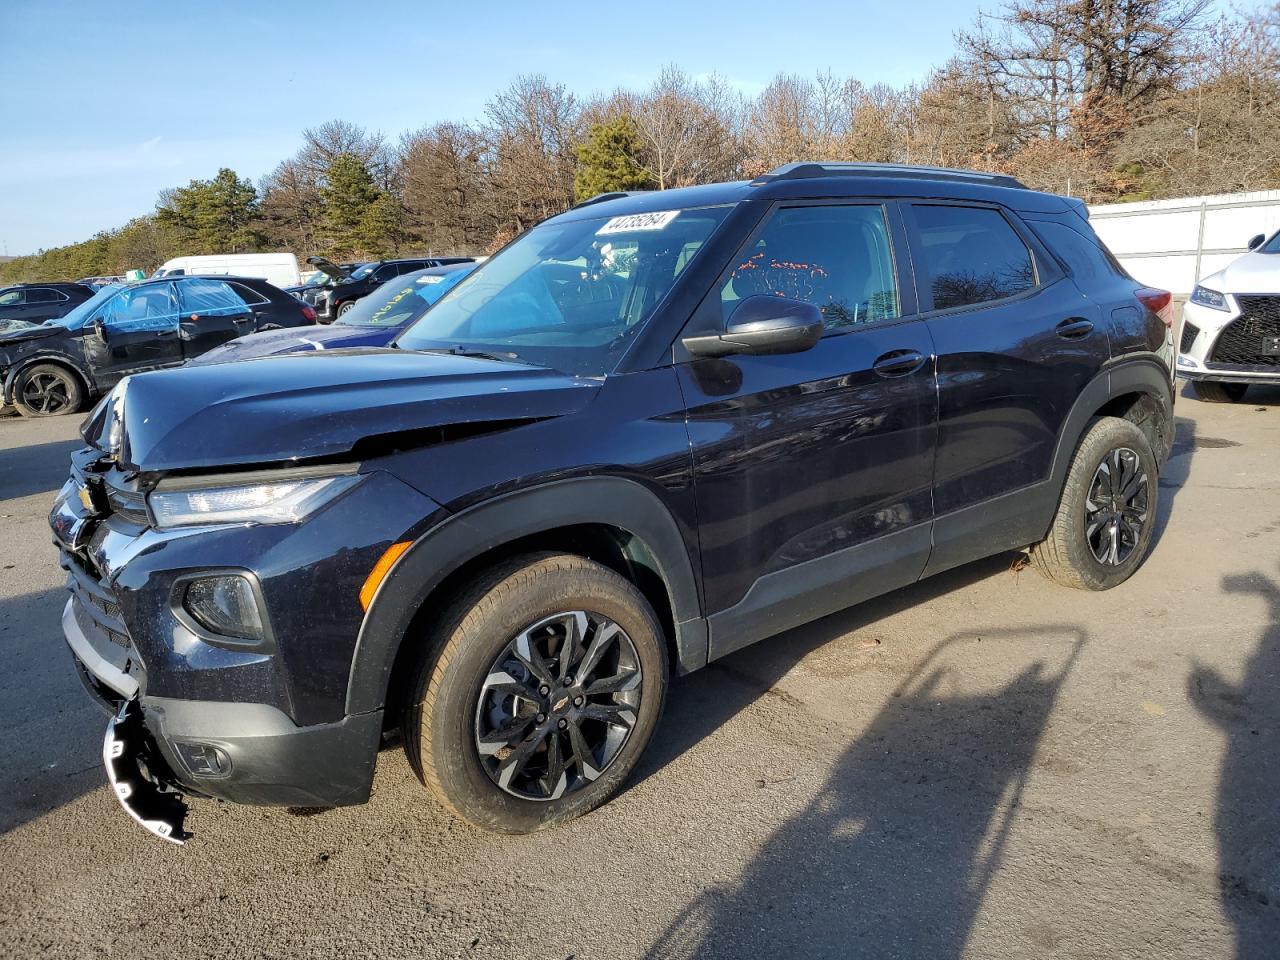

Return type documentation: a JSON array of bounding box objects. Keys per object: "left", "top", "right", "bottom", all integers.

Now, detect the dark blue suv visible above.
[{"left": 52, "top": 163, "right": 1175, "bottom": 841}]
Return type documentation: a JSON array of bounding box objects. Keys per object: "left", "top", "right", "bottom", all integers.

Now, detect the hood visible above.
[
  {"left": 1200, "top": 250, "right": 1280, "bottom": 295},
  {"left": 114, "top": 349, "right": 599, "bottom": 473},
  {"left": 0, "top": 324, "right": 64, "bottom": 348},
  {"left": 306, "top": 256, "right": 351, "bottom": 282},
  {"left": 189, "top": 324, "right": 398, "bottom": 365}
]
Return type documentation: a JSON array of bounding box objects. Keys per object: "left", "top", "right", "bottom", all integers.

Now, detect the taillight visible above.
[
  {"left": 301, "top": 305, "right": 317, "bottom": 323},
  {"left": 1136, "top": 287, "right": 1174, "bottom": 328}
]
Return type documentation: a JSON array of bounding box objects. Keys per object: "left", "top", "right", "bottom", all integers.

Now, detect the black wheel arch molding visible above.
[
  {"left": 346, "top": 474, "right": 706, "bottom": 717},
  {"left": 2, "top": 350, "right": 96, "bottom": 407}
]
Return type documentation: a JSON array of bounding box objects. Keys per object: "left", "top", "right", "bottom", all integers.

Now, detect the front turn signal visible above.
[{"left": 360, "top": 541, "right": 412, "bottom": 611}]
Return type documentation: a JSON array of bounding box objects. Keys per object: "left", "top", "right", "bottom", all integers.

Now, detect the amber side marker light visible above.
[{"left": 360, "top": 541, "right": 412, "bottom": 611}]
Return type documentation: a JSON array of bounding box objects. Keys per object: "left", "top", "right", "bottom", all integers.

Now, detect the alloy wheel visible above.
[
  {"left": 474, "top": 610, "right": 643, "bottom": 801},
  {"left": 1085, "top": 447, "right": 1149, "bottom": 566},
  {"left": 21, "top": 372, "right": 72, "bottom": 414}
]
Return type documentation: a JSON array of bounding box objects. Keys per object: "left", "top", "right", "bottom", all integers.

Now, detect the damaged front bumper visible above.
[{"left": 104, "top": 700, "right": 191, "bottom": 845}]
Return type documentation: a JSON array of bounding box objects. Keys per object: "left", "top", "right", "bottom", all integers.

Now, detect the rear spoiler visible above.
[{"left": 1065, "top": 196, "right": 1089, "bottom": 221}]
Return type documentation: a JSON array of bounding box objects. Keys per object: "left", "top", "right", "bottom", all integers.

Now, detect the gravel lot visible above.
[{"left": 1, "top": 385, "right": 1278, "bottom": 960}]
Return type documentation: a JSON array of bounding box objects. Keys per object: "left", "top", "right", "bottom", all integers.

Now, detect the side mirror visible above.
[
  {"left": 92, "top": 318, "right": 107, "bottom": 341},
  {"left": 682, "top": 295, "right": 824, "bottom": 359},
  {"left": 1247, "top": 233, "right": 1266, "bottom": 251}
]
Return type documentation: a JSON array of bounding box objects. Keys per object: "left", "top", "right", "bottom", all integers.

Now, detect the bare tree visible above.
[{"left": 632, "top": 66, "right": 745, "bottom": 187}]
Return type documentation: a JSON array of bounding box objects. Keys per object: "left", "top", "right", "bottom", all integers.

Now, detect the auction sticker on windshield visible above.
[{"left": 597, "top": 211, "right": 679, "bottom": 235}]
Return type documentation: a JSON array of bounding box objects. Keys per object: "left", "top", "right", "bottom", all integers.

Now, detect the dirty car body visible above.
[{"left": 53, "top": 164, "right": 1176, "bottom": 840}]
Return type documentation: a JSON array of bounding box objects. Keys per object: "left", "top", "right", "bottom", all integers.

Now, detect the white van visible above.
[{"left": 153, "top": 253, "right": 301, "bottom": 289}]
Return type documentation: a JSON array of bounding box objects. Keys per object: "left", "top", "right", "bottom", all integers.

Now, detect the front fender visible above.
[{"left": 345, "top": 475, "right": 705, "bottom": 716}]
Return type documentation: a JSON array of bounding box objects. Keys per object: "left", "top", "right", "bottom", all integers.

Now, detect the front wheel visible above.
[
  {"left": 1030, "top": 416, "right": 1159, "bottom": 590},
  {"left": 336, "top": 301, "right": 356, "bottom": 318},
  {"left": 404, "top": 553, "right": 668, "bottom": 833},
  {"left": 14, "top": 363, "right": 83, "bottom": 417}
]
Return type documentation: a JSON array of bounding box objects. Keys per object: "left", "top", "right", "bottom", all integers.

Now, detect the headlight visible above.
[
  {"left": 1189, "top": 286, "right": 1229, "bottom": 311},
  {"left": 148, "top": 474, "right": 360, "bottom": 529}
]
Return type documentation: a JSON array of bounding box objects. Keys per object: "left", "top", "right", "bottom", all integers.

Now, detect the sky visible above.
[{"left": 2, "top": 0, "right": 993, "bottom": 254}]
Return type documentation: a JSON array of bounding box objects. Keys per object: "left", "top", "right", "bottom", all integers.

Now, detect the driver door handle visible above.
[{"left": 872, "top": 349, "right": 928, "bottom": 378}]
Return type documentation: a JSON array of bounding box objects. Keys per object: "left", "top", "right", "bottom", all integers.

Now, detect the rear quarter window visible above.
[{"left": 1029, "top": 219, "right": 1132, "bottom": 283}]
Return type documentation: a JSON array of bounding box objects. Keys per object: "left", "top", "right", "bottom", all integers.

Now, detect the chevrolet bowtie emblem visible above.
[{"left": 78, "top": 486, "right": 95, "bottom": 512}]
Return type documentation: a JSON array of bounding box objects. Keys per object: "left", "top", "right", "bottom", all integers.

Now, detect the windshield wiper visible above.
[{"left": 417, "top": 345, "right": 525, "bottom": 364}]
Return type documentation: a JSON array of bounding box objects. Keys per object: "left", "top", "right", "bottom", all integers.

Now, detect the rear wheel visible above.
[
  {"left": 1031, "top": 416, "right": 1158, "bottom": 590},
  {"left": 1192, "top": 380, "right": 1248, "bottom": 403},
  {"left": 404, "top": 553, "right": 668, "bottom": 833},
  {"left": 14, "top": 363, "right": 83, "bottom": 417}
]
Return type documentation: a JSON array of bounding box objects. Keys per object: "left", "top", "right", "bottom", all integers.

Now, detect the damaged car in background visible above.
[{"left": 52, "top": 163, "right": 1175, "bottom": 843}]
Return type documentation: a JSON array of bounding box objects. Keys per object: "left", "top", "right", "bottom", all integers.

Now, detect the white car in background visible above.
[{"left": 1179, "top": 230, "right": 1280, "bottom": 402}]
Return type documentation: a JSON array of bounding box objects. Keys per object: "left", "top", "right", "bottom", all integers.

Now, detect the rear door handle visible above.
[
  {"left": 1056, "top": 318, "right": 1094, "bottom": 339},
  {"left": 872, "top": 349, "right": 928, "bottom": 378}
]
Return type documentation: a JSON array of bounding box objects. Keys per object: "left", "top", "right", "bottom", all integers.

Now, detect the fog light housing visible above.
[
  {"left": 183, "top": 575, "right": 264, "bottom": 642},
  {"left": 174, "top": 741, "right": 232, "bottom": 778}
]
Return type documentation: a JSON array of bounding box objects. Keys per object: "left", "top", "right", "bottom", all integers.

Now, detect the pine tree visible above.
[{"left": 572, "top": 116, "right": 653, "bottom": 202}]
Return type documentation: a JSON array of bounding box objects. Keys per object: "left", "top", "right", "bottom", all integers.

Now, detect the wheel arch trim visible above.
[
  {"left": 3, "top": 354, "right": 93, "bottom": 408},
  {"left": 1048, "top": 356, "right": 1174, "bottom": 493},
  {"left": 345, "top": 475, "right": 704, "bottom": 716}
]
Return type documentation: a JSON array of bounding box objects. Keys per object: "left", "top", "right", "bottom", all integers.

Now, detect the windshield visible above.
[
  {"left": 49, "top": 284, "right": 122, "bottom": 328},
  {"left": 350, "top": 263, "right": 377, "bottom": 280},
  {"left": 395, "top": 206, "right": 732, "bottom": 376},
  {"left": 1260, "top": 231, "right": 1280, "bottom": 254},
  {"left": 336, "top": 266, "right": 475, "bottom": 327}
]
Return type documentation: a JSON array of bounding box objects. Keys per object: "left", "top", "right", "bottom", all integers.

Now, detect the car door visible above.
[
  {"left": 23, "top": 287, "right": 70, "bottom": 323},
  {"left": 84, "top": 282, "right": 183, "bottom": 387},
  {"left": 176, "top": 278, "right": 256, "bottom": 358},
  {"left": 676, "top": 201, "right": 938, "bottom": 660},
  {"left": 902, "top": 201, "right": 1110, "bottom": 576}
]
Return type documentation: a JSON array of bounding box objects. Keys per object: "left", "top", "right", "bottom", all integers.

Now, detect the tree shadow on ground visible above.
[
  {"left": 1190, "top": 567, "right": 1280, "bottom": 958},
  {"left": 0, "top": 586, "right": 104, "bottom": 835},
  {"left": 645, "top": 624, "right": 1085, "bottom": 960},
  {"left": 0, "top": 436, "right": 81, "bottom": 502}
]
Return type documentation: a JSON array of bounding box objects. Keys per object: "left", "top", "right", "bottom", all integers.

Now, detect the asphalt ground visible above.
[{"left": 1, "top": 383, "right": 1278, "bottom": 959}]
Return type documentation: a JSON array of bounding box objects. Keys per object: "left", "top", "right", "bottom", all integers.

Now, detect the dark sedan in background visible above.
[
  {"left": 0, "top": 275, "right": 315, "bottom": 417},
  {"left": 0, "top": 282, "right": 97, "bottom": 325},
  {"left": 194, "top": 262, "right": 476, "bottom": 364},
  {"left": 309, "top": 255, "right": 475, "bottom": 321}
]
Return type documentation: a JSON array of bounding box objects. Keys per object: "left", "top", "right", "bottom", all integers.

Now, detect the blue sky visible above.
[{"left": 2, "top": 0, "right": 991, "bottom": 253}]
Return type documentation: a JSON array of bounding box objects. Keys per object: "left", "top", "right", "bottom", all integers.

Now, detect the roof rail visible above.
[
  {"left": 571, "top": 190, "right": 651, "bottom": 210},
  {"left": 752, "top": 162, "right": 1027, "bottom": 190}
]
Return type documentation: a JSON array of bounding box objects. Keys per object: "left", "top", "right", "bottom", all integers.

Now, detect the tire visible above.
[
  {"left": 404, "top": 553, "right": 668, "bottom": 833},
  {"left": 13, "top": 363, "right": 83, "bottom": 418},
  {"left": 1192, "top": 380, "right": 1248, "bottom": 403},
  {"left": 1030, "top": 416, "right": 1159, "bottom": 591},
  {"left": 336, "top": 301, "right": 356, "bottom": 318}
]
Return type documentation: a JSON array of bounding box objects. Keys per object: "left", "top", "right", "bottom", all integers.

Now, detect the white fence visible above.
[{"left": 1087, "top": 190, "right": 1280, "bottom": 294}]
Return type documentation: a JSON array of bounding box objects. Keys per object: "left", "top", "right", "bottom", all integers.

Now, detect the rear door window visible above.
[
  {"left": 178, "top": 278, "right": 250, "bottom": 318},
  {"left": 909, "top": 205, "right": 1038, "bottom": 311},
  {"left": 721, "top": 204, "right": 901, "bottom": 332},
  {"left": 26, "top": 288, "right": 67, "bottom": 303}
]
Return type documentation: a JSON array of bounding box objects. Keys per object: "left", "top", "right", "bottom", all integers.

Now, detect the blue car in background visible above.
[{"left": 192, "top": 262, "right": 476, "bottom": 365}]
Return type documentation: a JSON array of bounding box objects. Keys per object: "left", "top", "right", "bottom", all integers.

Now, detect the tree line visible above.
[{"left": 3, "top": 0, "right": 1276, "bottom": 284}]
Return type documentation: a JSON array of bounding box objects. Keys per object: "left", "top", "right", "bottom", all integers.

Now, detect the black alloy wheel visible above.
[
  {"left": 474, "top": 610, "right": 643, "bottom": 801},
  {"left": 1084, "top": 447, "right": 1150, "bottom": 566}
]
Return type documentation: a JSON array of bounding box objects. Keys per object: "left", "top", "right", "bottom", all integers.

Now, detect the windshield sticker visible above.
[
  {"left": 417, "top": 275, "right": 446, "bottom": 284},
  {"left": 596, "top": 210, "right": 680, "bottom": 235}
]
